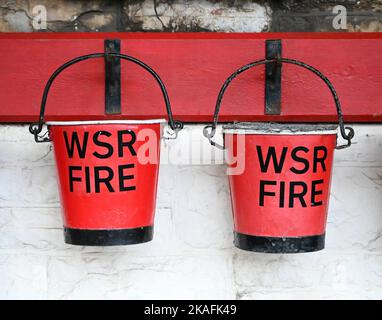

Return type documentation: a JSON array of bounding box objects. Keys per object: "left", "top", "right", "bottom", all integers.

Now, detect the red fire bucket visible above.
[
  {"left": 29, "top": 53, "right": 183, "bottom": 246},
  {"left": 204, "top": 58, "right": 354, "bottom": 253}
]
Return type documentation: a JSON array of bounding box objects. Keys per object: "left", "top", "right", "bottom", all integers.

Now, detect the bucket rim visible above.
[
  {"left": 46, "top": 119, "right": 166, "bottom": 126},
  {"left": 223, "top": 122, "right": 338, "bottom": 135}
]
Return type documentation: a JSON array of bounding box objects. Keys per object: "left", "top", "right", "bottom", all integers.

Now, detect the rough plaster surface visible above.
[
  {"left": 127, "top": 0, "right": 271, "bottom": 32},
  {"left": 0, "top": 0, "right": 381, "bottom": 32},
  {"left": 0, "top": 124, "right": 382, "bottom": 299}
]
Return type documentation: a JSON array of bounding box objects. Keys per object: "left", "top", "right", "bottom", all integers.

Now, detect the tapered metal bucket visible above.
[
  {"left": 29, "top": 52, "right": 182, "bottom": 246},
  {"left": 224, "top": 122, "right": 338, "bottom": 253},
  {"left": 204, "top": 57, "right": 354, "bottom": 253}
]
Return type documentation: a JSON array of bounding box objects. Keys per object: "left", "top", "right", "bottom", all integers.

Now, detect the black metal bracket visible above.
[
  {"left": 265, "top": 39, "right": 282, "bottom": 115},
  {"left": 105, "top": 39, "right": 121, "bottom": 115}
]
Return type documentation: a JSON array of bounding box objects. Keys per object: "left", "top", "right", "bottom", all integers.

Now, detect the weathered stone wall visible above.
[{"left": 0, "top": 0, "right": 381, "bottom": 32}]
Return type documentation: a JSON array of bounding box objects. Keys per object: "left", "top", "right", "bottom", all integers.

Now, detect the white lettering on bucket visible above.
[
  {"left": 225, "top": 133, "right": 246, "bottom": 176},
  {"left": 137, "top": 128, "right": 160, "bottom": 164}
]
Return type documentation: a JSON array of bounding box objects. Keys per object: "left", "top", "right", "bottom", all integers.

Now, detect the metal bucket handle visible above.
[
  {"left": 29, "top": 53, "right": 183, "bottom": 143},
  {"left": 203, "top": 58, "right": 355, "bottom": 150}
]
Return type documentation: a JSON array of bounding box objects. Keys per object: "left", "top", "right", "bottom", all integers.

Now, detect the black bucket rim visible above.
[{"left": 64, "top": 226, "right": 154, "bottom": 246}]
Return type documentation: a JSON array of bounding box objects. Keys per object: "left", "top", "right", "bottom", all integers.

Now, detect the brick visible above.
[
  {"left": 47, "top": 252, "right": 235, "bottom": 299},
  {"left": 0, "top": 253, "right": 48, "bottom": 299}
]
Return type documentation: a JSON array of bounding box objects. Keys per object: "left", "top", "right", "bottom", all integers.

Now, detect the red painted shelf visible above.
[{"left": 1, "top": 32, "right": 381, "bottom": 123}]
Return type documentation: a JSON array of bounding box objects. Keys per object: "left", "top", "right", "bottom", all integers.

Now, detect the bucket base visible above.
[
  {"left": 234, "top": 232, "right": 325, "bottom": 253},
  {"left": 64, "top": 226, "right": 153, "bottom": 246}
]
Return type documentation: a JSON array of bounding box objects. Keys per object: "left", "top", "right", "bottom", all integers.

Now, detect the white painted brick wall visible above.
[{"left": 0, "top": 124, "right": 382, "bottom": 299}]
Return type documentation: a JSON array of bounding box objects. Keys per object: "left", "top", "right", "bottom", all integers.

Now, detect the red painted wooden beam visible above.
[{"left": 1, "top": 32, "right": 381, "bottom": 123}]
